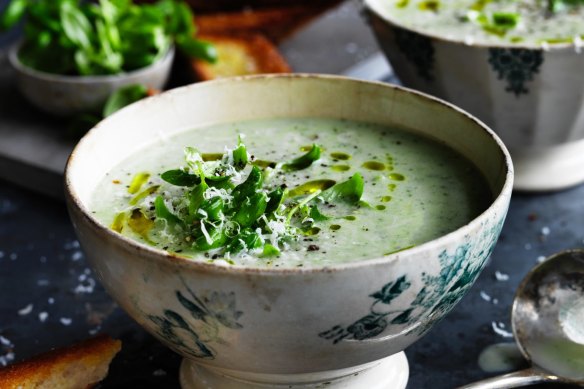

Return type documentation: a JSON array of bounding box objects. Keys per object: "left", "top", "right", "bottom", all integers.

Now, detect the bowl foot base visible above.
[
  {"left": 512, "top": 139, "right": 584, "bottom": 191},
  {"left": 179, "top": 351, "right": 409, "bottom": 389}
]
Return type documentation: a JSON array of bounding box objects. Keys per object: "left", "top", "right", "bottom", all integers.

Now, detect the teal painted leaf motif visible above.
[
  {"left": 203, "top": 291, "right": 244, "bottom": 329},
  {"left": 319, "top": 274, "right": 410, "bottom": 344},
  {"left": 347, "top": 313, "right": 388, "bottom": 340},
  {"left": 370, "top": 275, "right": 411, "bottom": 304},
  {"left": 165, "top": 309, "right": 190, "bottom": 328},
  {"left": 488, "top": 48, "right": 543, "bottom": 97},
  {"left": 147, "top": 286, "right": 243, "bottom": 359},
  {"left": 148, "top": 313, "right": 213, "bottom": 359},
  {"left": 177, "top": 291, "right": 208, "bottom": 321},
  {"left": 391, "top": 308, "right": 413, "bottom": 325},
  {"left": 394, "top": 27, "right": 435, "bottom": 82},
  {"left": 318, "top": 215, "right": 506, "bottom": 344}
]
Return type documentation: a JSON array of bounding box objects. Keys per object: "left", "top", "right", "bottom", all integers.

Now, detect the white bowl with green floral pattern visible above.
[
  {"left": 64, "top": 75, "right": 513, "bottom": 389},
  {"left": 365, "top": 0, "right": 584, "bottom": 191}
]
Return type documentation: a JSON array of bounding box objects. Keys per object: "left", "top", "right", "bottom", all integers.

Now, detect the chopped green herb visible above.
[
  {"left": 161, "top": 169, "right": 200, "bottom": 187},
  {"left": 466, "top": 9, "right": 521, "bottom": 36},
  {"left": 309, "top": 205, "right": 330, "bottom": 222},
  {"left": 320, "top": 173, "right": 364, "bottom": 204},
  {"left": 281, "top": 144, "right": 322, "bottom": 172},
  {"left": 261, "top": 244, "right": 281, "bottom": 257},
  {"left": 110, "top": 138, "right": 366, "bottom": 259},
  {"left": 154, "top": 196, "right": 183, "bottom": 225},
  {"left": 232, "top": 137, "right": 249, "bottom": 171}
]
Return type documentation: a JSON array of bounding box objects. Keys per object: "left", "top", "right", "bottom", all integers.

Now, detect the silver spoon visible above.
[{"left": 458, "top": 249, "right": 584, "bottom": 389}]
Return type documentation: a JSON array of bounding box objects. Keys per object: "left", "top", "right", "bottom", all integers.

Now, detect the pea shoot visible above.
[{"left": 112, "top": 138, "right": 366, "bottom": 261}]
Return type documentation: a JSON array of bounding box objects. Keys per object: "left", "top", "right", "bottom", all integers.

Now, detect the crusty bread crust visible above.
[
  {"left": 192, "top": 33, "right": 291, "bottom": 81},
  {"left": 196, "top": 5, "right": 337, "bottom": 44},
  {"left": 187, "top": 0, "right": 342, "bottom": 14},
  {"left": 0, "top": 335, "right": 121, "bottom": 389}
]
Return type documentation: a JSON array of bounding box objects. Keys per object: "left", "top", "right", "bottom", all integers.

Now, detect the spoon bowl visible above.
[
  {"left": 459, "top": 249, "right": 584, "bottom": 388},
  {"left": 512, "top": 249, "right": 584, "bottom": 383}
]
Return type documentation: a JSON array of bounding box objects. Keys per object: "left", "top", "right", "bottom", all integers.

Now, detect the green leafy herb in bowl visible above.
[
  {"left": 1, "top": 0, "right": 217, "bottom": 115},
  {"left": 1, "top": 0, "right": 216, "bottom": 75}
]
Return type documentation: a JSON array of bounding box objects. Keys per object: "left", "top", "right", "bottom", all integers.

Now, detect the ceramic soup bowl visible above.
[
  {"left": 8, "top": 44, "right": 174, "bottom": 117},
  {"left": 365, "top": 0, "right": 584, "bottom": 191},
  {"left": 65, "top": 75, "right": 513, "bottom": 389}
]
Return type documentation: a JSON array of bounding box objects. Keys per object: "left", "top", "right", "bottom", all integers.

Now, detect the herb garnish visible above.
[
  {"left": 112, "top": 138, "right": 366, "bottom": 260},
  {"left": 0, "top": 0, "right": 217, "bottom": 76},
  {"left": 547, "top": 0, "right": 584, "bottom": 13},
  {"left": 466, "top": 10, "right": 520, "bottom": 36}
]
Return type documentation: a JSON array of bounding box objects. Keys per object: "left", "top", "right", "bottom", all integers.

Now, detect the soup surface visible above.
[
  {"left": 382, "top": 0, "right": 584, "bottom": 45},
  {"left": 91, "top": 118, "right": 492, "bottom": 268}
]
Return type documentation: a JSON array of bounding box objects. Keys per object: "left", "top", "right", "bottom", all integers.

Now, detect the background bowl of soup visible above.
[
  {"left": 365, "top": 0, "right": 584, "bottom": 191},
  {"left": 65, "top": 74, "right": 513, "bottom": 389}
]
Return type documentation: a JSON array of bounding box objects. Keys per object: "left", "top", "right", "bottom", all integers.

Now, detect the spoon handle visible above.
[{"left": 455, "top": 368, "right": 559, "bottom": 389}]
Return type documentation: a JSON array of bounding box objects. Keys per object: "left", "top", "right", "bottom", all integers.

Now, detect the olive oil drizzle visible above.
[
  {"left": 362, "top": 161, "right": 386, "bottom": 171},
  {"left": 288, "top": 180, "right": 336, "bottom": 198}
]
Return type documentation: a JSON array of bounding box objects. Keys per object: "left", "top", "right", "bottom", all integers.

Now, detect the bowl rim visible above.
[
  {"left": 64, "top": 73, "right": 514, "bottom": 275},
  {"left": 8, "top": 42, "right": 175, "bottom": 84},
  {"left": 364, "top": 0, "right": 581, "bottom": 51}
]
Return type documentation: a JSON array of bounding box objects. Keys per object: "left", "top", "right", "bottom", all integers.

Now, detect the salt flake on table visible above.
[
  {"left": 491, "top": 321, "right": 513, "bottom": 338},
  {"left": 541, "top": 226, "right": 550, "bottom": 235},
  {"left": 479, "top": 291, "right": 491, "bottom": 302},
  {"left": 537, "top": 256, "right": 546, "bottom": 263},
  {"left": 64, "top": 240, "right": 80, "bottom": 250},
  {"left": 60, "top": 317, "right": 73, "bottom": 326},
  {"left": 494, "top": 271, "right": 509, "bottom": 281},
  {"left": 18, "top": 304, "right": 33, "bottom": 316},
  {"left": 71, "top": 251, "right": 84, "bottom": 261},
  {"left": 39, "top": 312, "right": 49, "bottom": 322},
  {"left": 74, "top": 277, "right": 96, "bottom": 294},
  {"left": 0, "top": 336, "right": 12, "bottom": 347},
  {"left": 153, "top": 369, "right": 167, "bottom": 377},
  {"left": 48, "top": 297, "right": 55, "bottom": 305},
  {"left": 0, "top": 352, "right": 15, "bottom": 367}
]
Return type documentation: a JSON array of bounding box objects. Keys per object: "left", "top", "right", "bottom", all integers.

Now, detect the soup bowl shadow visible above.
[
  {"left": 365, "top": 0, "right": 584, "bottom": 191},
  {"left": 64, "top": 74, "right": 513, "bottom": 389}
]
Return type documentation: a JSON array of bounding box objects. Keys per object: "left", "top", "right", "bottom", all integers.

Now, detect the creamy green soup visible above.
[
  {"left": 384, "top": 0, "right": 584, "bottom": 45},
  {"left": 90, "top": 118, "right": 491, "bottom": 268}
]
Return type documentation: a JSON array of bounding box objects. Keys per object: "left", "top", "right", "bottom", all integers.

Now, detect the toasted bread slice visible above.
[
  {"left": 188, "top": 0, "right": 342, "bottom": 14},
  {"left": 196, "top": 4, "right": 340, "bottom": 44},
  {"left": 192, "top": 33, "right": 291, "bottom": 80},
  {"left": 0, "top": 335, "right": 121, "bottom": 389}
]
